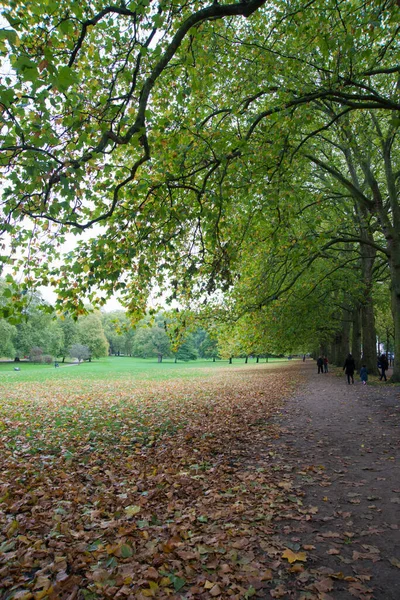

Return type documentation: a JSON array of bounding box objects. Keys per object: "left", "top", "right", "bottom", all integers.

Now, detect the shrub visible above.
[
  {"left": 29, "top": 346, "right": 43, "bottom": 363},
  {"left": 42, "top": 355, "right": 53, "bottom": 364}
]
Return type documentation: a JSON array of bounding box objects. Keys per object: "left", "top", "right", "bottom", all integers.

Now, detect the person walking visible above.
[
  {"left": 323, "top": 356, "right": 329, "bottom": 373},
  {"left": 360, "top": 364, "right": 368, "bottom": 385},
  {"left": 379, "top": 353, "right": 389, "bottom": 382},
  {"left": 317, "top": 356, "right": 324, "bottom": 374},
  {"left": 343, "top": 353, "right": 356, "bottom": 384}
]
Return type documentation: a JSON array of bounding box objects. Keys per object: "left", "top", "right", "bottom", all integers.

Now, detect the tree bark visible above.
[
  {"left": 389, "top": 239, "right": 400, "bottom": 381},
  {"left": 351, "top": 307, "right": 361, "bottom": 369}
]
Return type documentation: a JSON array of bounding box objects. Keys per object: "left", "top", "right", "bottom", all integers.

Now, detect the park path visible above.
[{"left": 258, "top": 361, "right": 400, "bottom": 599}]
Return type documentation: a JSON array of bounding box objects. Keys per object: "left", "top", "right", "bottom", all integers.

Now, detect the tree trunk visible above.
[
  {"left": 229, "top": 356, "right": 232, "bottom": 364},
  {"left": 358, "top": 236, "right": 378, "bottom": 376},
  {"left": 334, "top": 311, "right": 350, "bottom": 367},
  {"left": 245, "top": 355, "right": 248, "bottom": 364},
  {"left": 361, "top": 296, "right": 378, "bottom": 376},
  {"left": 256, "top": 356, "right": 259, "bottom": 363},
  {"left": 351, "top": 308, "right": 362, "bottom": 371},
  {"left": 158, "top": 354, "right": 162, "bottom": 363},
  {"left": 389, "top": 241, "right": 400, "bottom": 381}
]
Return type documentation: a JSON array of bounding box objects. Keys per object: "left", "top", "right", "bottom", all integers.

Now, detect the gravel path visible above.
[{"left": 265, "top": 361, "right": 400, "bottom": 599}]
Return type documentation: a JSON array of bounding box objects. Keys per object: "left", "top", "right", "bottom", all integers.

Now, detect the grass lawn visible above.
[{"left": 0, "top": 355, "right": 289, "bottom": 383}]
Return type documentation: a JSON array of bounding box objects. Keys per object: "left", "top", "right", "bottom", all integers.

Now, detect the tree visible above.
[
  {"left": 78, "top": 313, "right": 109, "bottom": 359},
  {"left": 102, "top": 311, "right": 136, "bottom": 356},
  {"left": 174, "top": 339, "right": 198, "bottom": 362},
  {"left": 132, "top": 318, "right": 171, "bottom": 362},
  {"left": 57, "top": 315, "right": 79, "bottom": 362},
  {"left": 69, "top": 343, "right": 91, "bottom": 363},
  {"left": 1, "top": 1, "right": 400, "bottom": 377},
  {"left": 12, "top": 293, "right": 63, "bottom": 358},
  {"left": 0, "top": 319, "right": 16, "bottom": 358}
]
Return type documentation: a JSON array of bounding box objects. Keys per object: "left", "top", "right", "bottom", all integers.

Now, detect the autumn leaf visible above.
[
  {"left": 282, "top": 548, "right": 307, "bottom": 563},
  {"left": 125, "top": 504, "right": 141, "bottom": 517}
]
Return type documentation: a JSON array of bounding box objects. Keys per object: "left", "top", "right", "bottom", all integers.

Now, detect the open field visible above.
[
  {"left": 0, "top": 356, "right": 290, "bottom": 384},
  {"left": 0, "top": 359, "right": 301, "bottom": 599}
]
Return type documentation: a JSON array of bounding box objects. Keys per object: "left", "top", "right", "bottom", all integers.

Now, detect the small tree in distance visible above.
[
  {"left": 69, "top": 344, "right": 91, "bottom": 364},
  {"left": 29, "top": 346, "right": 43, "bottom": 363}
]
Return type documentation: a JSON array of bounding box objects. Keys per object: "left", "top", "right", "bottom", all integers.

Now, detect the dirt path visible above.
[{"left": 260, "top": 361, "right": 400, "bottom": 599}]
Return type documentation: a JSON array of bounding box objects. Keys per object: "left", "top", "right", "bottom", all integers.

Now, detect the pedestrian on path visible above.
[
  {"left": 343, "top": 353, "right": 355, "bottom": 384},
  {"left": 360, "top": 364, "right": 368, "bottom": 385},
  {"left": 323, "top": 356, "right": 329, "bottom": 373},
  {"left": 317, "top": 356, "right": 324, "bottom": 374},
  {"left": 379, "top": 353, "right": 389, "bottom": 381}
]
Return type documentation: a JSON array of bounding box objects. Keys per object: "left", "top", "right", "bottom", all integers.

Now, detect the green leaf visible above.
[
  {"left": 54, "top": 66, "right": 77, "bottom": 91},
  {"left": 170, "top": 575, "right": 186, "bottom": 592},
  {"left": 120, "top": 543, "right": 133, "bottom": 558},
  {"left": 0, "top": 29, "right": 18, "bottom": 45}
]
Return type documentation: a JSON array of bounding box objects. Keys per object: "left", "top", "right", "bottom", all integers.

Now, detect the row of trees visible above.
[
  {"left": 0, "top": 284, "right": 221, "bottom": 362},
  {"left": 0, "top": 277, "right": 393, "bottom": 369},
  {"left": 0, "top": 0, "right": 398, "bottom": 377}
]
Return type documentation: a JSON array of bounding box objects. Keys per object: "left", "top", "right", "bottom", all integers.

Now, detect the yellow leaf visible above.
[
  {"left": 125, "top": 504, "right": 141, "bottom": 517},
  {"left": 204, "top": 580, "right": 214, "bottom": 589},
  {"left": 7, "top": 520, "right": 19, "bottom": 537},
  {"left": 282, "top": 549, "right": 307, "bottom": 564}
]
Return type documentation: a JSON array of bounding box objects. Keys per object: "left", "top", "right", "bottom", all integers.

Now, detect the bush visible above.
[
  {"left": 29, "top": 346, "right": 43, "bottom": 363},
  {"left": 42, "top": 355, "right": 53, "bottom": 364}
]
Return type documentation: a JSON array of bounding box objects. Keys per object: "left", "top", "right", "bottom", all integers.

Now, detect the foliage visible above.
[
  {"left": 69, "top": 342, "right": 91, "bottom": 363},
  {"left": 102, "top": 310, "right": 136, "bottom": 356},
  {"left": 132, "top": 318, "right": 171, "bottom": 362},
  {"left": 29, "top": 345, "right": 43, "bottom": 363},
  {"left": 0, "top": 1, "right": 400, "bottom": 376},
  {"left": 0, "top": 318, "right": 16, "bottom": 358},
  {"left": 175, "top": 338, "right": 198, "bottom": 362},
  {"left": 57, "top": 314, "right": 79, "bottom": 360},
  {"left": 78, "top": 312, "right": 109, "bottom": 358}
]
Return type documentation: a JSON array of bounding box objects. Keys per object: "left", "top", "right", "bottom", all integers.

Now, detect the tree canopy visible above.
[{"left": 0, "top": 0, "right": 399, "bottom": 377}]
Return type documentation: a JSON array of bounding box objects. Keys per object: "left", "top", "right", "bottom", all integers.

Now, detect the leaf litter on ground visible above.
[
  {"left": 0, "top": 365, "right": 309, "bottom": 599},
  {"left": 1, "top": 364, "right": 384, "bottom": 599}
]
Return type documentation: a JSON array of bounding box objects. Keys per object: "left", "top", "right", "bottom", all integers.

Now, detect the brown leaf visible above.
[
  {"left": 209, "top": 584, "right": 222, "bottom": 597},
  {"left": 313, "top": 578, "right": 334, "bottom": 593},
  {"left": 389, "top": 557, "right": 400, "bottom": 568}
]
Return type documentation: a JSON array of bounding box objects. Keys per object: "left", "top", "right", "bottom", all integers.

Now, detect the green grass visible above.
[{"left": 0, "top": 355, "right": 289, "bottom": 383}]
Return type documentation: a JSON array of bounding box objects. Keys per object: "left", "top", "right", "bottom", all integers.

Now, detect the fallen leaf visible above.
[{"left": 282, "top": 548, "right": 307, "bottom": 563}]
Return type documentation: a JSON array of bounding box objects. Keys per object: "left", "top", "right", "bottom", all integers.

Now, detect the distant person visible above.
[
  {"left": 343, "top": 353, "right": 355, "bottom": 384},
  {"left": 317, "top": 356, "right": 324, "bottom": 374},
  {"left": 323, "top": 356, "right": 328, "bottom": 373},
  {"left": 360, "top": 364, "right": 368, "bottom": 385},
  {"left": 379, "top": 353, "right": 389, "bottom": 382}
]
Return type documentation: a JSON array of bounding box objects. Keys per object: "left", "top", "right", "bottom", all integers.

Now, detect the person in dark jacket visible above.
[
  {"left": 343, "top": 353, "right": 356, "bottom": 384},
  {"left": 379, "top": 353, "right": 389, "bottom": 381},
  {"left": 360, "top": 365, "right": 368, "bottom": 385},
  {"left": 317, "top": 356, "right": 324, "bottom": 374}
]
